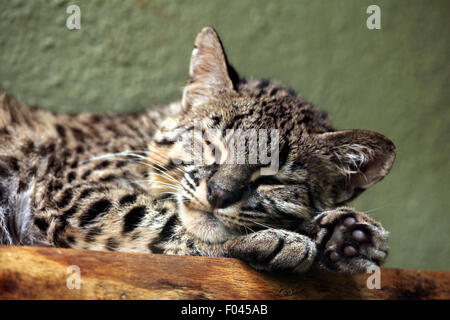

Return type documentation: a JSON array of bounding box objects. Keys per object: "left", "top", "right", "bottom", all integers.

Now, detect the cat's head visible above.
[{"left": 147, "top": 27, "right": 395, "bottom": 243}]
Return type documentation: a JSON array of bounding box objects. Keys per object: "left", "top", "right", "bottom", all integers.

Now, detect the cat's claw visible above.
[{"left": 314, "top": 208, "right": 389, "bottom": 274}]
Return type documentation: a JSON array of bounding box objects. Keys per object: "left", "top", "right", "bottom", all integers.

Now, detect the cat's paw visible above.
[
  {"left": 224, "top": 229, "right": 317, "bottom": 273},
  {"left": 313, "top": 207, "right": 389, "bottom": 274}
]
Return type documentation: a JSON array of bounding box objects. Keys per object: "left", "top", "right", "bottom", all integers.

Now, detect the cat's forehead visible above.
[{"left": 180, "top": 82, "right": 333, "bottom": 137}]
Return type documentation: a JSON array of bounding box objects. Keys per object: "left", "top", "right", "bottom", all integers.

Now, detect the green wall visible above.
[{"left": 1, "top": 0, "right": 449, "bottom": 270}]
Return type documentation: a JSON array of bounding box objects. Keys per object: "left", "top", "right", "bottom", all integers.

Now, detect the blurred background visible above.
[{"left": 0, "top": 0, "right": 448, "bottom": 270}]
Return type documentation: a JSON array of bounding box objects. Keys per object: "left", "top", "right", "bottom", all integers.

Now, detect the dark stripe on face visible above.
[
  {"left": 273, "top": 206, "right": 301, "bottom": 221},
  {"left": 241, "top": 202, "right": 267, "bottom": 214},
  {"left": 123, "top": 206, "right": 147, "bottom": 234},
  {"left": 187, "top": 170, "right": 199, "bottom": 187},
  {"left": 80, "top": 199, "right": 111, "bottom": 227}
]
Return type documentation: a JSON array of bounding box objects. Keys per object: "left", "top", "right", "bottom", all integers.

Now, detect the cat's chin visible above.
[{"left": 178, "top": 202, "right": 235, "bottom": 243}]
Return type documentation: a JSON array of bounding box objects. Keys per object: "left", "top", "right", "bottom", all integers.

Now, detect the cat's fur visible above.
[{"left": 0, "top": 27, "right": 395, "bottom": 273}]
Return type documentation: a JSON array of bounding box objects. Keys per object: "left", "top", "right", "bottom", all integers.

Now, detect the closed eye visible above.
[{"left": 251, "top": 176, "right": 283, "bottom": 186}]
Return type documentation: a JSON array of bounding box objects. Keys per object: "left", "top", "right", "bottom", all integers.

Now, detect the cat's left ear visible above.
[
  {"left": 314, "top": 130, "right": 396, "bottom": 204},
  {"left": 182, "top": 26, "right": 240, "bottom": 109}
]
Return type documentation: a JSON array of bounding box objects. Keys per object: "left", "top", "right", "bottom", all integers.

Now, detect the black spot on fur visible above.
[
  {"left": 115, "top": 161, "right": 127, "bottom": 168},
  {"left": 38, "top": 143, "right": 56, "bottom": 157},
  {"left": 90, "top": 114, "right": 102, "bottom": 123},
  {"left": 54, "top": 205, "right": 79, "bottom": 244},
  {"left": 67, "top": 171, "right": 76, "bottom": 183},
  {"left": 80, "top": 199, "right": 111, "bottom": 227},
  {"left": 52, "top": 180, "right": 63, "bottom": 192},
  {"left": 79, "top": 188, "right": 94, "bottom": 200},
  {"left": 29, "top": 165, "right": 37, "bottom": 177},
  {"left": 155, "top": 138, "right": 175, "bottom": 146},
  {"left": 85, "top": 227, "right": 102, "bottom": 243},
  {"left": 119, "top": 194, "right": 137, "bottom": 207},
  {"left": 81, "top": 170, "right": 92, "bottom": 180},
  {"left": 255, "top": 79, "right": 270, "bottom": 91},
  {"left": 71, "top": 127, "right": 86, "bottom": 141},
  {"left": 0, "top": 163, "right": 10, "bottom": 178},
  {"left": 67, "top": 235, "right": 76, "bottom": 244},
  {"left": 211, "top": 115, "right": 222, "bottom": 126},
  {"left": 95, "top": 160, "right": 110, "bottom": 169},
  {"left": 34, "top": 218, "right": 49, "bottom": 232},
  {"left": 55, "top": 124, "right": 66, "bottom": 138},
  {"left": 70, "top": 160, "right": 79, "bottom": 169},
  {"left": 17, "top": 180, "right": 27, "bottom": 193},
  {"left": 45, "top": 155, "right": 56, "bottom": 174},
  {"left": 62, "top": 204, "right": 78, "bottom": 220},
  {"left": 20, "top": 140, "right": 35, "bottom": 154},
  {"left": 76, "top": 145, "right": 84, "bottom": 154},
  {"left": 56, "top": 188, "right": 73, "bottom": 209},
  {"left": 123, "top": 206, "right": 147, "bottom": 234},
  {"left": 106, "top": 237, "right": 119, "bottom": 251},
  {"left": 99, "top": 174, "right": 116, "bottom": 182},
  {"left": 0, "top": 185, "right": 7, "bottom": 205},
  {"left": 4, "top": 156, "right": 19, "bottom": 171},
  {"left": 148, "top": 215, "right": 179, "bottom": 252},
  {"left": 56, "top": 239, "right": 70, "bottom": 248}
]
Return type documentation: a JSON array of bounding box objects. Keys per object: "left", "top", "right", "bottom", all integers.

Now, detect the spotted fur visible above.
[{"left": 0, "top": 27, "right": 395, "bottom": 273}]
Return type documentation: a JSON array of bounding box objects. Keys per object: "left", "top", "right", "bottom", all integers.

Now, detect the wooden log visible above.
[{"left": 0, "top": 245, "right": 448, "bottom": 299}]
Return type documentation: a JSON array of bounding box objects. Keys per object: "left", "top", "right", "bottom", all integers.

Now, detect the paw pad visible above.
[{"left": 325, "top": 216, "right": 371, "bottom": 263}]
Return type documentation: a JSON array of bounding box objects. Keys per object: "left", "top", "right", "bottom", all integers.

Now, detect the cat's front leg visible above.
[
  {"left": 312, "top": 207, "right": 389, "bottom": 274},
  {"left": 221, "top": 229, "right": 317, "bottom": 273}
]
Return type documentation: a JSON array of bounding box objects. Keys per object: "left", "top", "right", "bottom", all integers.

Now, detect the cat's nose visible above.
[{"left": 207, "top": 181, "right": 239, "bottom": 209}]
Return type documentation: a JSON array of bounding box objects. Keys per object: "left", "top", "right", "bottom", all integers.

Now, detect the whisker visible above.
[{"left": 252, "top": 220, "right": 275, "bottom": 230}]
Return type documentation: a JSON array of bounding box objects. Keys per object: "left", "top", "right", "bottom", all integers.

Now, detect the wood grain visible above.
[{"left": 0, "top": 245, "right": 448, "bottom": 299}]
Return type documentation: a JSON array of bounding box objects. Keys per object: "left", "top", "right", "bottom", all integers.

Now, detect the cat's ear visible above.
[
  {"left": 314, "top": 130, "right": 396, "bottom": 204},
  {"left": 182, "top": 26, "right": 240, "bottom": 109}
]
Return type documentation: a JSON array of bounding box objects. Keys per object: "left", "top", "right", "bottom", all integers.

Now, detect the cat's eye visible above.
[{"left": 252, "top": 176, "right": 282, "bottom": 186}]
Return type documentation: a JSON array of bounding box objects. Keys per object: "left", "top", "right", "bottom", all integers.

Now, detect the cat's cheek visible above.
[{"left": 178, "top": 203, "right": 231, "bottom": 244}]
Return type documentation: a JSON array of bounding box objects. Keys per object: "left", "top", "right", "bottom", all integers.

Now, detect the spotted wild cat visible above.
[{"left": 0, "top": 27, "right": 395, "bottom": 273}]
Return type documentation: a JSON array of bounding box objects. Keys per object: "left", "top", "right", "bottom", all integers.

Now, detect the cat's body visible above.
[{"left": 0, "top": 27, "right": 394, "bottom": 273}]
